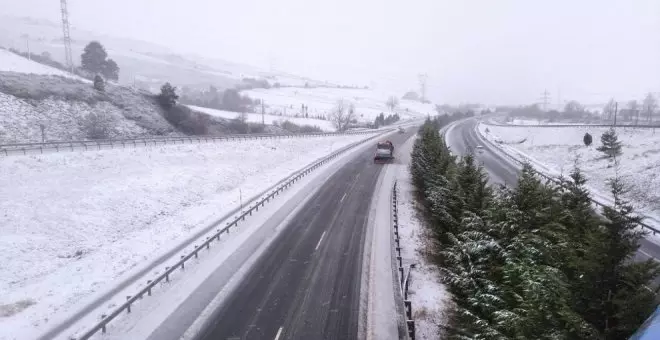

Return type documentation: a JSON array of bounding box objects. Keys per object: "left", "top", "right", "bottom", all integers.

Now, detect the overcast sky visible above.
[{"left": 1, "top": 0, "right": 659, "bottom": 105}]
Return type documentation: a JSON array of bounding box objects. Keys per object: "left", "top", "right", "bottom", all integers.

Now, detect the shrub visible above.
[
  {"left": 82, "top": 112, "right": 115, "bottom": 139},
  {"left": 583, "top": 132, "right": 592, "bottom": 146},
  {"left": 279, "top": 120, "right": 322, "bottom": 133},
  {"left": 93, "top": 75, "right": 105, "bottom": 92}
]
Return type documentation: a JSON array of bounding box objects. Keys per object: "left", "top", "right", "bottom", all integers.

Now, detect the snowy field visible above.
[
  {"left": 479, "top": 123, "right": 660, "bottom": 220},
  {"left": 188, "top": 105, "right": 335, "bottom": 131},
  {"left": 0, "top": 133, "right": 375, "bottom": 339},
  {"left": 243, "top": 87, "right": 433, "bottom": 123}
]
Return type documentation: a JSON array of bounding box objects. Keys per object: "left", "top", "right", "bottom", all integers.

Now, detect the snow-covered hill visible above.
[
  {"left": 0, "top": 16, "right": 330, "bottom": 92},
  {"left": 190, "top": 105, "right": 336, "bottom": 131}
]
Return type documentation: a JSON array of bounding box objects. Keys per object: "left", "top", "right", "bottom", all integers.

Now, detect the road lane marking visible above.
[
  {"left": 340, "top": 193, "right": 347, "bottom": 203},
  {"left": 315, "top": 231, "right": 327, "bottom": 251},
  {"left": 274, "top": 326, "right": 283, "bottom": 340}
]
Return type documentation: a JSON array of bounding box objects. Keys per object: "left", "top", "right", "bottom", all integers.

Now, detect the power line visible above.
[{"left": 60, "top": 0, "right": 73, "bottom": 73}]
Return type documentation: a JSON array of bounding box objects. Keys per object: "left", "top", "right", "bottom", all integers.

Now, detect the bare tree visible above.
[
  {"left": 386, "top": 96, "right": 399, "bottom": 112},
  {"left": 603, "top": 99, "right": 616, "bottom": 121},
  {"left": 628, "top": 100, "right": 640, "bottom": 124},
  {"left": 643, "top": 93, "right": 657, "bottom": 124},
  {"left": 329, "top": 99, "right": 355, "bottom": 131}
]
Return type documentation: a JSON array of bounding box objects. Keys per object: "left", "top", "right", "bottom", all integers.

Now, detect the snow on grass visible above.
[
  {"left": 395, "top": 134, "right": 451, "bottom": 339},
  {"left": 188, "top": 105, "right": 335, "bottom": 131},
  {"left": 0, "top": 133, "right": 375, "bottom": 339},
  {"left": 0, "top": 48, "right": 82, "bottom": 80},
  {"left": 243, "top": 87, "right": 433, "bottom": 123},
  {"left": 479, "top": 123, "right": 660, "bottom": 220}
]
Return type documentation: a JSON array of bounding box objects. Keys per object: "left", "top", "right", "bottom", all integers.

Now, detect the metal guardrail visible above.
[
  {"left": 392, "top": 181, "right": 416, "bottom": 340},
  {"left": 483, "top": 121, "right": 660, "bottom": 129},
  {"left": 474, "top": 122, "right": 660, "bottom": 235},
  {"left": 0, "top": 130, "right": 380, "bottom": 156},
  {"left": 72, "top": 129, "right": 393, "bottom": 340}
]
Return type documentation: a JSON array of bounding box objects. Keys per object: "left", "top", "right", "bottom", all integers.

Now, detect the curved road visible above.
[{"left": 446, "top": 118, "right": 660, "bottom": 267}]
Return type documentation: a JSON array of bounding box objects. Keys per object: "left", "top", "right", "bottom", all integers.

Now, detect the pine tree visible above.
[
  {"left": 596, "top": 128, "right": 622, "bottom": 159},
  {"left": 158, "top": 83, "right": 179, "bottom": 109},
  {"left": 81, "top": 41, "right": 108, "bottom": 74},
  {"left": 583, "top": 132, "right": 593, "bottom": 146},
  {"left": 93, "top": 75, "right": 105, "bottom": 92},
  {"left": 457, "top": 153, "right": 493, "bottom": 215},
  {"left": 102, "top": 58, "right": 119, "bottom": 81},
  {"left": 585, "top": 177, "right": 660, "bottom": 339}
]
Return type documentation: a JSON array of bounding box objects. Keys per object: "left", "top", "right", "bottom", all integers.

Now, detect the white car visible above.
[{"left": 476, "top": 145, "right": 484, "bottom": 153}]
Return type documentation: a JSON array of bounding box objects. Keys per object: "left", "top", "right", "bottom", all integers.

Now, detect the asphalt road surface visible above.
[
  {"left": 446, "top": 118, "right": 660, "bottom": 271},
  {"left": 192, "top": 130, "right": 414, "bottom": 340}
]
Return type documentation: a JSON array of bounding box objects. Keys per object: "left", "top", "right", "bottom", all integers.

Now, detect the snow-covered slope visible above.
[
  {"left": 480, "top": 124, "right": 660, "bottom": 219},
  {"left": 0, "top": 133, "right": 376, "bottom": 339},
  {"left": 243, "top": 87, "right": 434, "bottom": 123},
  {"left": 0, "top": 48, "right": 82, "bottom": 80},
  {"left": 0, "top": 70, "right": 181, "bottom": 143}
]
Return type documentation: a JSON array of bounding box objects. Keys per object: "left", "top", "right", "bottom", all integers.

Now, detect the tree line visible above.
[{"left": 410, "top": 117, "right": 658, "bottom": 339}]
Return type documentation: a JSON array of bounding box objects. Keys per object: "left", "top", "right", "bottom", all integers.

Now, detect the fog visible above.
[{"left": 1, "top": 0, "right": 659, "bottom": 105}]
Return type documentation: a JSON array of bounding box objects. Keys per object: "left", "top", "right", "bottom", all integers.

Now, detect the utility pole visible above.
[
  {"left": 60, "top": 0, "right": 74, "bottom": 73},
  {"left": 540, "top": 89, "right": 551, "bottom": 112},
  {"left": 418, "top": 73, "right": 428, "bottom": 102},
  {"left": 613, "top": 101, "right": 618, "bottom": 127},
  {"left": 23, "top": 35, "right": 30, "bottom": 60}
]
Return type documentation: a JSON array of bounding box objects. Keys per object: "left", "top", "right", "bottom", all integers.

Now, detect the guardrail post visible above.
[
  {"left": 165, "top": 267, "right": 170, "bottom": 282},
  {"left": 101, "top": 314, "right": 107, "bottom": 333},
  {"left": 126, "top": 296, "right": 132, "bottom": 313},
  {"left": 147, "top": 280, "right": 152, "bottom": 296},
  {"left": 180, "top": 255, "right": 185, "bottom": 270},
  {"left": 404, "top": 300, "right": 412, "bottom": 319},
  {"left": 206, "top": 237, "right": 211, "bottom": 249},
  {"left": 397, "top": 256, "right": 402, "bottom": 268},
  {"left": 194, "top": 247, "right": 199, "bottom": 258},
  {"left": 407, "top": 320, "right": 415, "bottom": 340}
]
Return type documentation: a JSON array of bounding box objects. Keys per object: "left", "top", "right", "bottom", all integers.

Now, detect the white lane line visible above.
[
  {"left": 340, "top": 193, "right": 347, "bottom": 203},
  {"left": 274, "top": 326, "right": 283, "bottom": 340},
  {"left": 315, "top": 231, "right": 327, "bottom": 251}
]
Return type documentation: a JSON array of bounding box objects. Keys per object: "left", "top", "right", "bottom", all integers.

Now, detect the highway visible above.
[
  {"left": 192, "top": 131, "right": 412, "bottom": 340},
  {"left": 445, "top": 118, "right": 660, "bottom": 269},
  {"left": 139, "top": 130, "right": 413, "bottom": 340}
]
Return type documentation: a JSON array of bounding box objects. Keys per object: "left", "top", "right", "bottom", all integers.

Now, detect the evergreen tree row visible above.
[{"left": 410, "top": 117, "right": 659, "bottom": 340}]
